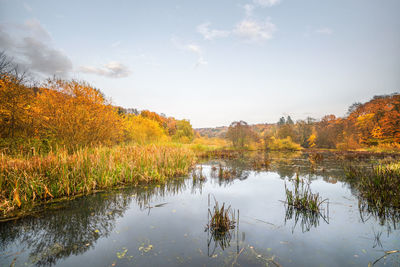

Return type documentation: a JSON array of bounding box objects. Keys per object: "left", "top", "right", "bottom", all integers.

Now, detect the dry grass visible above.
[{"left": 0, "top": 144, "right": 195, "bottom": 215}]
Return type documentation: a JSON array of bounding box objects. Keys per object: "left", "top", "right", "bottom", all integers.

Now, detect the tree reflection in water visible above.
[{"left": 0, "top": 177, "right": 189, "bottom": 266}]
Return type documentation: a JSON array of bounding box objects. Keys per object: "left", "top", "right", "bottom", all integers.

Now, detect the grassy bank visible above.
[
  {"left": 0, "top": 144, "right": 195, "bottom": 216},
  {"left": 345, "top": 161, "right": 400, "bottom": 210}
]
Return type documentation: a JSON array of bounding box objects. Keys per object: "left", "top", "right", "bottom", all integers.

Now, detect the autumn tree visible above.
[
  {"left": 34, "top": 79, "right": 123, "bottom": 148},
  {"left": 172, "top": 120, "right": 194, "bottom": 143},
  {"left": 226, "top": 121, "right": 257, "bottom": 148},
  {"left": 124, "top": 115, "right": 167, "bottom": 143}
]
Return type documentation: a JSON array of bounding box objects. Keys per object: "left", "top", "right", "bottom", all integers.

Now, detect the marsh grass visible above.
[
  {"left": 0, "top": 144, "right": 195, "bottom": 216},
  {"left": 284, "top": 175, "right": 328, "bottom": 213},
  {"left": 345, "top": 161, "right": 400, "bottom": 230},
  {"left": 284, "top": 175, "right": 329, "bottom": 232},
  {"left": 308, "top": 152, "right": 324, "bottom": 165},
  {"left": 217, "top": 164, "right": 238, "bottom": 179},
  {"left": 206, "top": 195, "right": 237, "bottom": 253},
  {"left": 345, "top": 161, "right": 400, "bottom": 210}
]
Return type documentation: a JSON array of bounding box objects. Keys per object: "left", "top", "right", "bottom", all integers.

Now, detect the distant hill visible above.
[{"left": 195, "top": 123, "right": 273, "bottom": 138}]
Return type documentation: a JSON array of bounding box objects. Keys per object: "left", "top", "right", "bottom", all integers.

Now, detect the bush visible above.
[{"left": 267, "top": 137, "right": 302, "bottom": 151}]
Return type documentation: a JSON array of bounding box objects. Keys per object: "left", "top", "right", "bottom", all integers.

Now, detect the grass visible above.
[
  {"left": 206, "top": 195, "right": 237, "bottom": 252},
  {"left": 284, "top": 175, "right": 328, "bottom": 213},
  {"left": 207, "top": 200, "right": 236, "bottom": 235},
  {"left": 345, "top": 161, "right": 400, "bottom": 209},
  {"left": 0, "top": 143, "right": 195, "bottom": 216},
  {"left": 345, "top": 161, "right": 400, "bottom": 227},
  {"left": 284, "top": 175, "right": 329, "bottom": 232}
]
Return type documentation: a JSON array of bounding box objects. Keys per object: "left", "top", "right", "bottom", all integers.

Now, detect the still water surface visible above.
[{"left": 1, "top": 152, "right": 399, "bottom": 266}]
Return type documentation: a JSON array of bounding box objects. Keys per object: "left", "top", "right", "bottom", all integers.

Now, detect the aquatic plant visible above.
[
  {"left": 0, "top": 144, "right": 195, "bottom": 216},
  {"left": 207, "top": 201, "right": 236, "bottom": 235},
  {"left": 284, "top": 175, "right": 328, "bottom": 213},
  {"left": 283, "top": 175, "right": 329, "bottom": 232},
  {"left": 345, "top": 161, "right": 400, "bottom": 231},
  {"left": 206, "top": 195, "right": 237, "bottom": 254},
  {"left": 308, "top": 152, "right": 324, "bottom": 165},
  {"left": 345, "top": 161, "right": 400, "bottom": 211}
]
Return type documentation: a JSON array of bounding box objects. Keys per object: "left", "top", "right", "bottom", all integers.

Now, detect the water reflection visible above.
[
  {"left": 0, "top": 151, "right": 399, "bottom": 267},
  {"left": 0, "top": 193, "right": 132, "bottom": 266}
]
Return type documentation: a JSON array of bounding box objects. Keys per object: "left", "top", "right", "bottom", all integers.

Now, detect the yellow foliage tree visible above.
[
  {"left": 34, "top": 79, "right": 123, "bottom": 148},
  {"left": 124, "top": 115, "right": 167, "bottom": 144}
]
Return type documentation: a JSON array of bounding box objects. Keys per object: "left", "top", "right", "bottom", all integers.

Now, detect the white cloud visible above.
[
  {"left": 172, "top": 38, "right": 207, "bottom": 68},
  {"left": 197, "top": 22, "right": 230, "bottom": 40},
  {"left": 80, "top": 62, "right": 131, "bottom": 78},
  {"left": 234, "top": 18, "right": 276, "bottom": 42},
  {"left": 195, "top": 56, "right": 208, "bottom": 68},
  {"left": 23, "top": 2, "right": 32, "bottom": 12},
  {"left": 186, "top": 44, "right": 202, "bottom": 54},
  {"left": 0, "top": 19, "right": 73, "bottom": 77},
  {"left": 253, "top": 0, "right": 281, "bottom": 7},
  {"left": 315, "top": 27, "right": 333, "bottom": 35},
  {"left": 243, "top": 4, "right": 255, "bottom": 17}
]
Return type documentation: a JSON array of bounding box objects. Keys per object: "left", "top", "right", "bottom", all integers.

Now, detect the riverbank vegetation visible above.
[
  {"left": 1, "top": 51, "right": 399, "bottom": 218},
  {"left": 0, "top": 144, "right": 195, "bottom": 215},
  {"left": 198, "top": 93, "right": 400, "bottom": 152},
  {"left": 345, "top": 161, "right": 400, "bottom": 225}
]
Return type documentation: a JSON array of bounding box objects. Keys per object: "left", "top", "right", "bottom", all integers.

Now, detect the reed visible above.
[
  {"left": 284, "top": 175, "right": 329, "bottom": 232},
  {"left": 284, "top": 175, "right": 328, "bottom": 213},
  {"left": 345, "top": 161, "right": 400, "bottom": 228},
  {"left": 206, "top": 196, "right": 237, "bottom": 252},
  {"left": 0, "top": 144, "right": 195, "bottom": 215},
  {"left": 345, "top": 161, "right": 400, "bottom": 209}
]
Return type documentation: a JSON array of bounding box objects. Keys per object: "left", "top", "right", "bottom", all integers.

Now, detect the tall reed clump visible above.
[
  {"left": 206, "top": 195, "right": 237, "bottom": 251},
  {"left": 0, "top": 144, "right": 195, "bottom": 215},
  {"left": 284, "top": 175, "right": 329, "bottom": 232},
  {"left": 345, "top": 161, "right": 400, "bottom": 211},
  {"left": 284, "top": 175, "right": 328, "bottom": 213}
]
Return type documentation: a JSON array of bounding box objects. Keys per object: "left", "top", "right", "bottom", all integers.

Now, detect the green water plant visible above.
[{"left": 284, "top": 175, "right": 329, "bottom": 232}]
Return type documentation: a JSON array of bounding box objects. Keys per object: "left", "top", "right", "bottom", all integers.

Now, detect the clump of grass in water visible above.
[
  {"left": 217, "top": 164, "right": 237, "bottom": 179},
  {"left": 285, "top": 175, "right": 328, "bottom": 213},
  {"left": 206, "top": 195, "right": 238, "bottom": 253},
  {"left": 191, "top": 165, "right": 206, "bottom": 181},
  {"left": 284, "top": 174, "right": 329, "bottom": 232},
  {"left": 308, "top": 153, "right": 323, "bottom": 170},
  {"left": 0, "top": 144, "right": 196, "bottom": 217},
  {"left": 345, "top": 161, "right": 400, "bottom": 228}
]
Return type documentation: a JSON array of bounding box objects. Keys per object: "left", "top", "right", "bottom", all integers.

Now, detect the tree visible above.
[
  {"left": 277, "top": 117, "right": 286, "bottom": 125},
  {"left": 286, "top": 116, "right": 294, "bottom": 125},
  {"left": 34, "top": 79, "right": 123, "bottom": 148},
  {"left": 0, "top": 75, "right": 34, "bottom": 138},
  {"left": 172, "top": 120, "right": 194, "bottom": 143},
  {"left": 226, "top": 121, "right": 256, "bottom": 148},
  {"left": 124, "top": 115, "right": 166, "bottom": 144}
]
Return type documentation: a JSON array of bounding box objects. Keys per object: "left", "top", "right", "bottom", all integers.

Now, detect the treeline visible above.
[
  {"left": 0, "top": 52, "right": 194, "bottom": 154},
  {"left": 225, "top": 94, "right": 400, "bottom": 151}
]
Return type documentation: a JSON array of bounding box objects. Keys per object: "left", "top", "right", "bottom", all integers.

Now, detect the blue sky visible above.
[{"left": 1, "top": 0, "right": 399, "bottom": 128}]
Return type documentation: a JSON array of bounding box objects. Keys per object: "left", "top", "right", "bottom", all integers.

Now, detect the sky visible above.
[{"left": 0, "top": 0, "right": 399, "bottom": 128}]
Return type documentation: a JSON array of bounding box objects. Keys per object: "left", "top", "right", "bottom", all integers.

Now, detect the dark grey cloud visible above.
[
  {"left": 0, "top": 26, "right": 14, "bottom": 50},
  {"left": 21, "top": 37, "right": 73, "bottom": 76},
  {"left": 80, "top": 62, "right": 131, "bottom": 78},
  {"left": 0, "top": 19, "right": 73, "bottom": 77}
]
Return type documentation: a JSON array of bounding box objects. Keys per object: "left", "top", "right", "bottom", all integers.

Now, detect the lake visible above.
[{"left": 1, "top": 152, "right": 399, "bottom": 266}]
